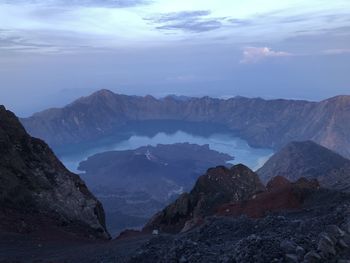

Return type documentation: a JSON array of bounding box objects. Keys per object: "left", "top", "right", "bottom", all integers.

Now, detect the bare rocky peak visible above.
[{"left": 144, "top": 164, "right": 265, "bottom": 233}]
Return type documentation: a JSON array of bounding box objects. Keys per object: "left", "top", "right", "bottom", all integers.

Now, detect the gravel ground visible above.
[
  {"left": 1, "top": 189, "right": 350, "bottom": 263},
  {"left": 129, "top": 189, "right": 350, "bottom": 263}
]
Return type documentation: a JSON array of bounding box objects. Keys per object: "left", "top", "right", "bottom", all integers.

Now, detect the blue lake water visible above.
[{"left": 58, "top": 131, "right": 274, "bottom": 173}]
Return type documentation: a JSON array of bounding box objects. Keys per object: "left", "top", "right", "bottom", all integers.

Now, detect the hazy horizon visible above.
[{"left": 1, "top": 0, "right": 349, "bottom": 116}]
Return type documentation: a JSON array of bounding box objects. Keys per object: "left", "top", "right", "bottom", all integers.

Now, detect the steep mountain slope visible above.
[
  {"left": 257, "top": 141, "right": 350, "bottom": 192},
  {"left": 78, "top": 143, "right": 233, "bottom": 236},
  {"left": 144, "top": 164, "right": 265, "bottom": 233},
  {"left": 21, "top": 90, "right": 350, "bottom": 158},
  {"left": 0, "top": 105, "right": 109, "bottom": 240}
]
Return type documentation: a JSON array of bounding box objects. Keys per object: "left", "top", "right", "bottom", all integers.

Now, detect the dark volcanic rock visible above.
[
  {"left": 0, "top": 105, "right": 109, "bottom": 240},
  {"left": 144, "top": 164, "right": 265, "bottom": 233},
  {"left": 21, "top": 90, "right": 350, "bottom": 158},
  {"left": 3, "top": 186, "right": 350, "bottom": 262},
  {"left": 257, "top": 141, "right": 350, "bottom": 191},
  {"left": 2, "top": 150, "right": 350, "bottom": 263},
  {"left": 217, "top": 176, "right": 320, "bottom": 218},
  {"left": 129, "top": 189, "right": 350, "bottom": 263}
]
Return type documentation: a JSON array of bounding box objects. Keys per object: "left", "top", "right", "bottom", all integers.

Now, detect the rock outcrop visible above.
[
  {"left": 21, "top": 90, "right": 350, "bottom": 158},
  {"left": 257, "top": 141, "right": 350, "bottom": 192},
  {"left": 0, "top": 105, "right": 110, "bottom": 239},
  {"left": 144, "top": 164, "right": 265, "bottom": 233},
  {"left": 217, "top": 176, "right": 320, "bottom": 218},
  {"left": 130, "top": 188, "right": 350, "bottom": 263}
]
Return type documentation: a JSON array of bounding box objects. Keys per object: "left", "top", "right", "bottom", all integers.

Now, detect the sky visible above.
[{"left": 0, "top": 0, "right": 350, "bottom": 116}]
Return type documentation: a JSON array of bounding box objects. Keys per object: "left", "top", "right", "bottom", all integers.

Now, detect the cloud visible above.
[
  {"left": 156, "top": 20, "right": 222, "bottom": 33},
  {"left": 240, "top": 47, "right": 292, "bottom": 64},
  {"left": 227, "top": 18, "right": 252, "bottom": 26},
  {"left": 3, "top": 0, "right": 152, "bottom": 8},
  {"left": 0, "top": 30, "right": 45, "bottom": 52},
  {"left": 0, "top": 29, "right": 99, "bottom": 54},
  {"left": 1, "top": 1, "right": 350, "bottom": 54},
  {"left": 146, "top": 10, "right": 224, "bottom": 33},
  {"left": 151, "top": 10, "right": 211, "bottom": 23}
]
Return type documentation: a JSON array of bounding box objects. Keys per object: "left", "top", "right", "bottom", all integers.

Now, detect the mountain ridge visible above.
[{"left": 21, "top": 90, "right": 350, "bottom": 158}]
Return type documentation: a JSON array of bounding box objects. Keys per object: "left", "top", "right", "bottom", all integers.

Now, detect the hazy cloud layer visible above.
[
  {"left": 0, "top": 0, "right": 350, "bottom": 116},
  {"left": 323, "top": 49, "right": 350, "bottom": 55},
  {"left": 1, "top": 1, "right": 349, "bottom": 53},
  {"left": 0, "top": 29, "right": 95, "bottom": 54},
  {"left": 146, "top": 10, "right": 224, "bottom": 33},
  {"left": 240, "top": 47, "right": 292, "bottom": 64},
  {"left": 2, "top": 0, "right": 152, "bottom": 8}
]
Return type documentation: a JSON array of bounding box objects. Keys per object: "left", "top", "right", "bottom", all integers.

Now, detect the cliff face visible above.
[
  {"left": 257, "top": 141, "right": 350, "bottom": 192},
  {"left": 21, "top": 90, "right": 350, "bottom": 158},
  {"left": 144, "top": 164, "right": 265, "bottom": 233},
  {"left": 0, "top": 106, "right": 110, "bottom": 239}
]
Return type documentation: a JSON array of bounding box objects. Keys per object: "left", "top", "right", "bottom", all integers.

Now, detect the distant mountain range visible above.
[
  {"left": 0, "top": 106, "right": 109, "bottom": 240},
  {"left": 21, "top": 89, "right": 350, "bottom": 158},
  {"left": 78, "top": 143, "right": 233, "bottom": 236}
]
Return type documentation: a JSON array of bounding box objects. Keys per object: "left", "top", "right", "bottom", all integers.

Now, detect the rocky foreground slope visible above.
[
  {"left": 21, "top": 90, "right": 350, "bottom": 158},
  {"left": 127, "top": 166, "right": 350, "bottom": 263},
  {"left": 2, "top": 153, "right": 350, "bottom": 262},
  {"left": 129, "top": 190, "right": 350, "bottom": 263},
  {"left": 0, "top": 105, "right": 109, "bottom": 240},
  {"left": 257, "top": 141, "right": 350, "bottom": 192},
  {"left": 3, "top": 186, "right": 350, "bottom": 263}
]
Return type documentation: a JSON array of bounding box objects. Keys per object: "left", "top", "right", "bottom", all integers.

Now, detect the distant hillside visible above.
[
  {"left": 21, "top": 90, "right": 350, "bottom": 158},
  {"left": 0, "top": 105, "right": 110, "bottom": 240},
  {"left": 257, "top": 141, "right": 350, "bottom": 192}
]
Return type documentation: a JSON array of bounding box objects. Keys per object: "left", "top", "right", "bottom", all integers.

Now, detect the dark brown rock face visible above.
[
  {"left": 257, "top": 141, "right": 350, "bottom": 192},
  {"left": 143, "top": 164, "right": 265, "bottom": 233},
  {"left": 0, "top": 106, "right": 110, "bottom": 239},
  {"left": 21, "top": 90, "right": 350, "bottom": 158},
  {"left": 218, "top": 176, "right": 320, "bottom": 218}
]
